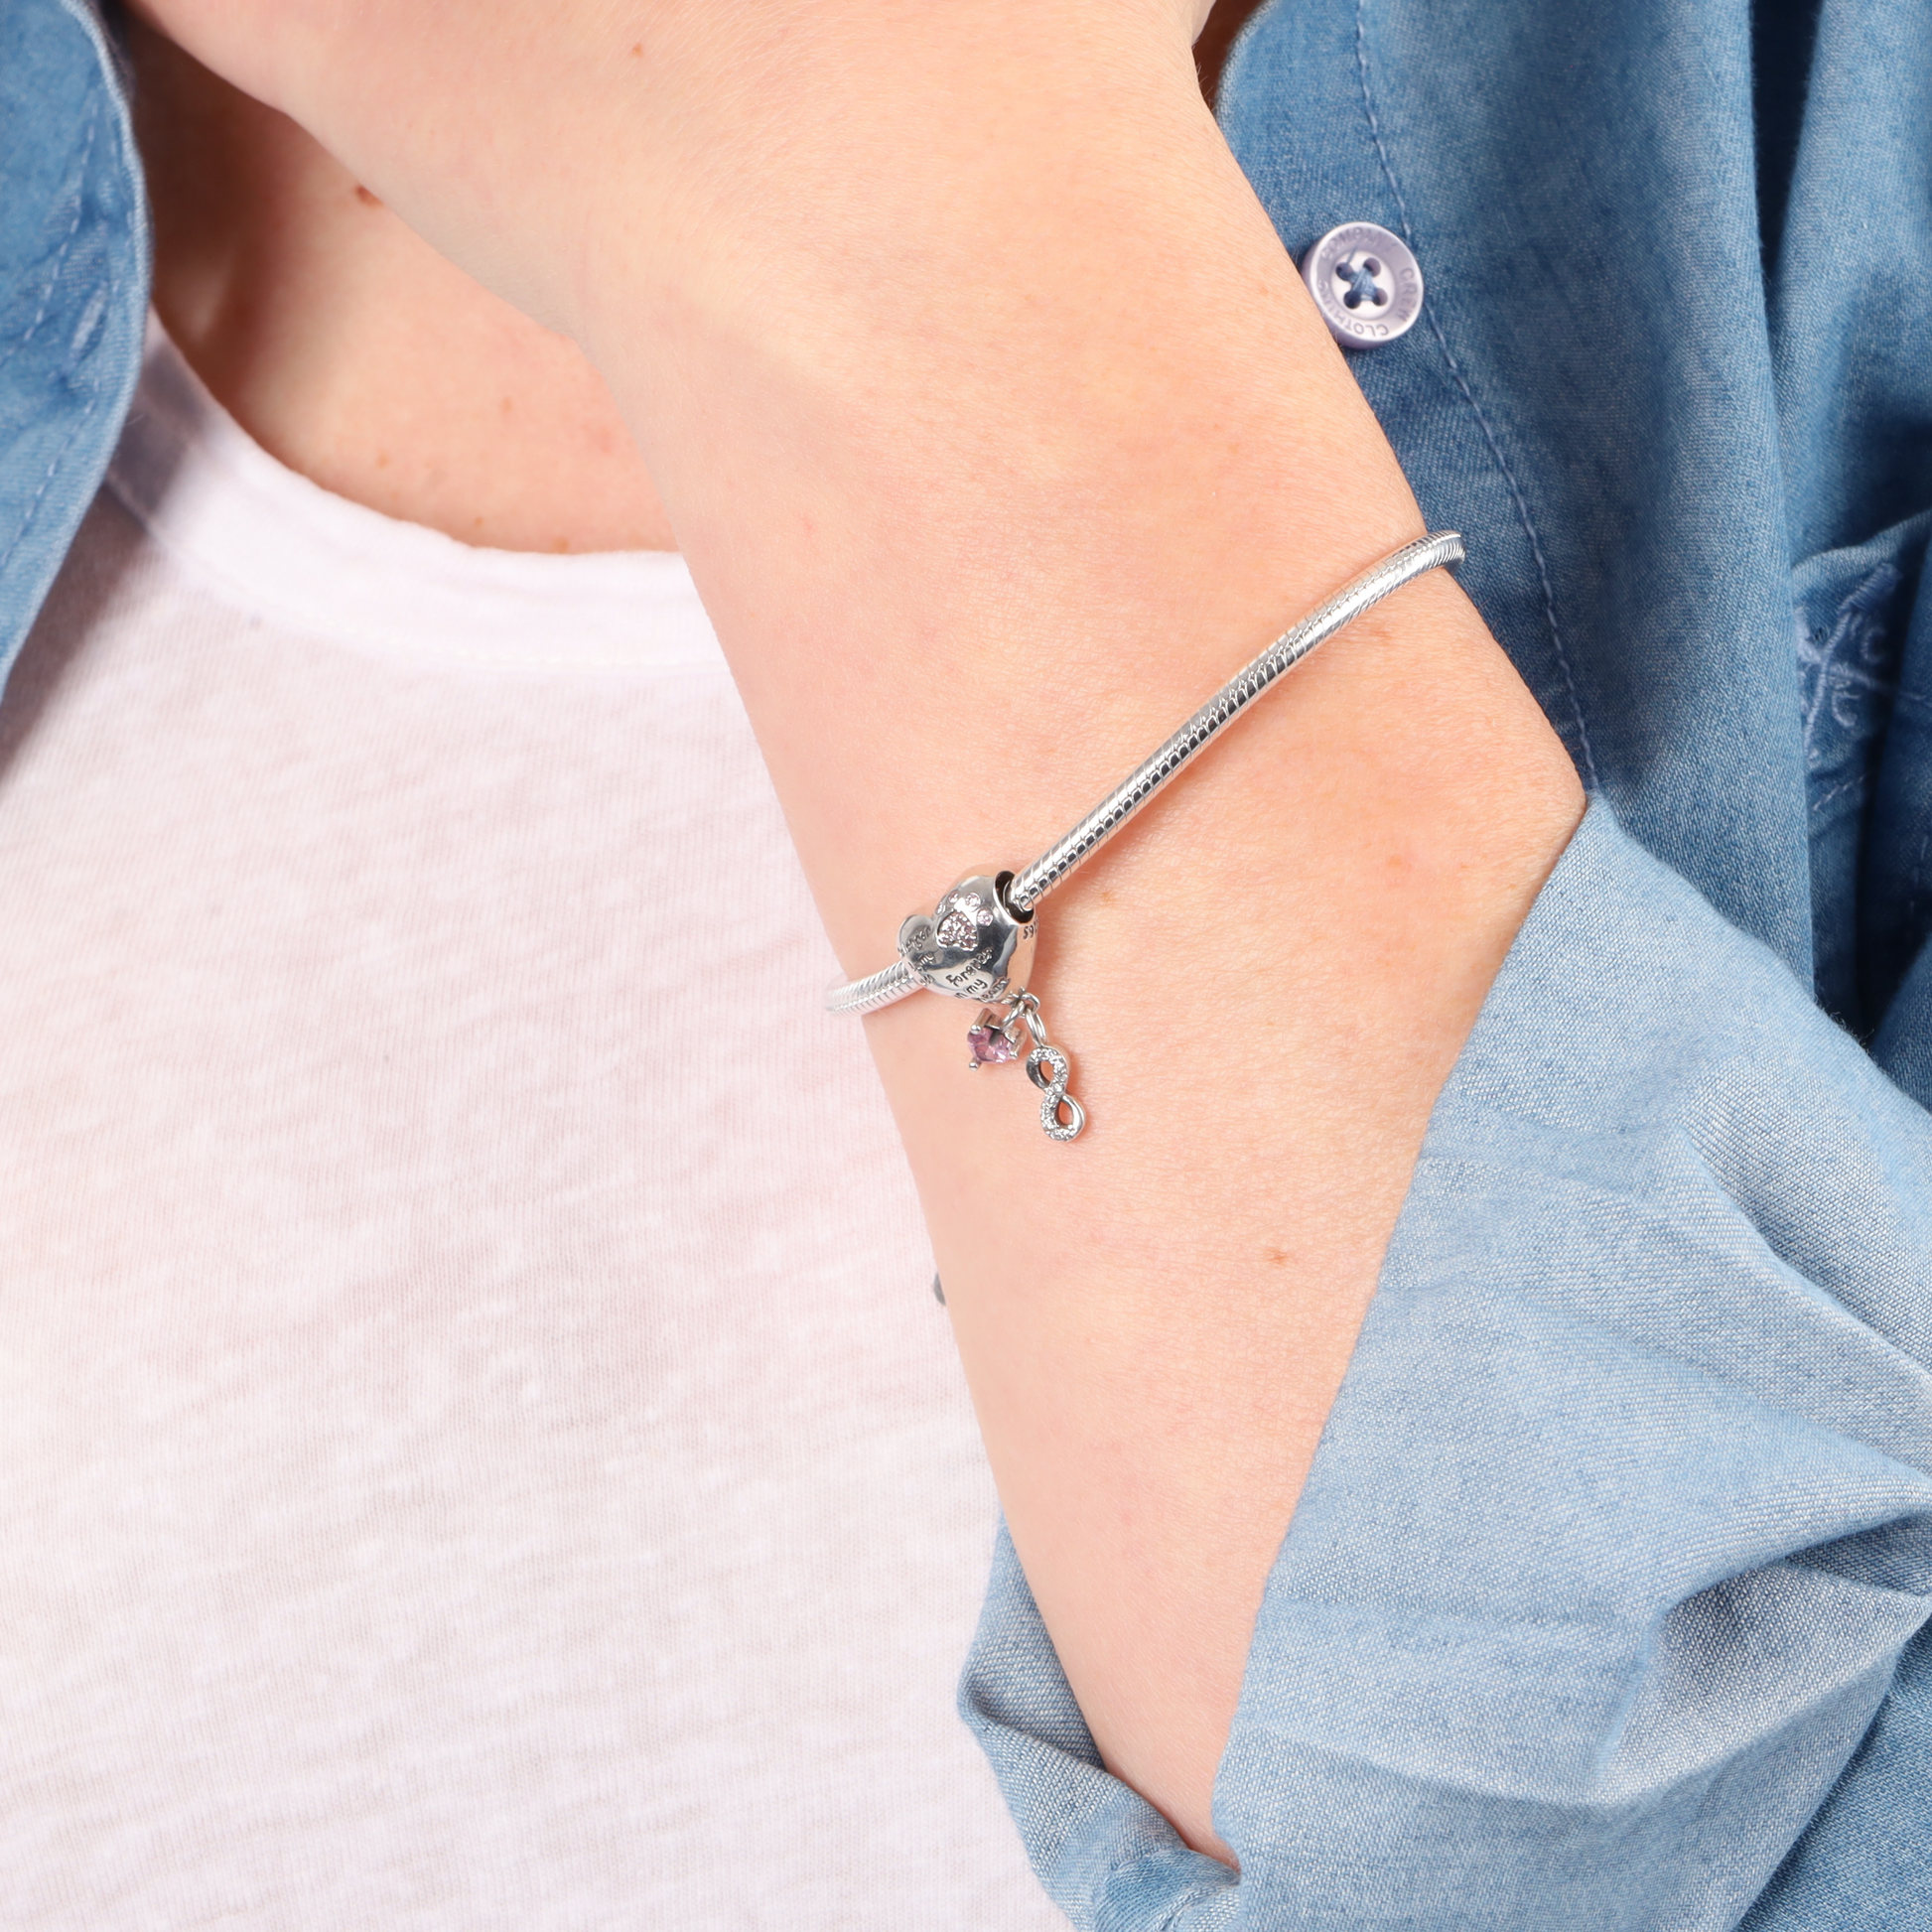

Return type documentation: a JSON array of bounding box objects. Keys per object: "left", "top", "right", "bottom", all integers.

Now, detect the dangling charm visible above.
[
  {"left": 965, "top": 1008, "right": 1021, "bottom": 1069},
  {"left": 965, "top": 993, "right": 1084, "bottom": 1142},
  {"left": 1026, "top": 1036, "right": 1084, "bottom": 1143}
]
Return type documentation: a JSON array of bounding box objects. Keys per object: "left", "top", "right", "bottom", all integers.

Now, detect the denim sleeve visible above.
[
  {"left": 0, "top": 0, "right": 147, "bottom": 690},
  {"left": 960, "top": 800, "right": 1932, "bottom": 1930}
]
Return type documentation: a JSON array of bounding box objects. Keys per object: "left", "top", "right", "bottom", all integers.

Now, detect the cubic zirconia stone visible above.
[{"left": 967, "top": 1023, "right": 1017, "bottom": 1066}]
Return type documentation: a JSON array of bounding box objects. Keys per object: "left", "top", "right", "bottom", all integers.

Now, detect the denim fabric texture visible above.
[
  {"left": 0, "top": 0, "right": 147, "bottom": 686},
  {"left": 5, "top": 0, "right": 1931, "bottom": 1926},
  {"left": 961, "top": 0, "right": 1932, "bottom": 1924},
  {"left": 965, "top": 807, "right": 1932, "bottom": 1927}
]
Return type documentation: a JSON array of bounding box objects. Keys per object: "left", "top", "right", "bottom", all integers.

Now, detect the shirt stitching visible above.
[
  {"left": 1797, "top": 560, "right": 1903, "bottom": 764},
  {"left": 5, "top": 96, "right": 100, "bottom": 364},
  {"left": 0, "top": 103, "right": 112, "bottom": 587},
  {"left": 1353, "top": 0, "right": 1600, "bottom": 791}
]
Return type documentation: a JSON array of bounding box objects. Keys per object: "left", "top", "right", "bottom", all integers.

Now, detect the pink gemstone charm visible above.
[{"left": 966, "top": 1020, "right": 1017, "bottom": 1067}]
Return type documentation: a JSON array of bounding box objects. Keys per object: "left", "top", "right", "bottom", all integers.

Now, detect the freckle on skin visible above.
[
  {"left": 353, "top": 185, "right": 380, "bottom": 207},
  {"left": 1265, "top": 1248, "right": 1289, "bottom": 1267},
  {"left": 500, "top": 396, "right": 514, "bottom": 415},
  {"left": 553, "top": 537, "right": 571, "bottom": 553},
  {"left": 374, "top": 451, "right": 390, "bottom": 470},
  {"left": 629, "top": 42, "right": 642, "bottom": 56}
]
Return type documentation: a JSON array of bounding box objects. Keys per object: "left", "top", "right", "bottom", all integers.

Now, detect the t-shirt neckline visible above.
[{"left": 105, "top": 317, "right": 725, "bottom": 680}]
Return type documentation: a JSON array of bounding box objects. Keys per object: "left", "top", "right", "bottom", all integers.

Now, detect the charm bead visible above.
[{"left": 897, "top": 872, "right": 1035, "bottom": 1006}]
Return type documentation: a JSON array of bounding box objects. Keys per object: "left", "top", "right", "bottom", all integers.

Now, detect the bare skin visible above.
[
  {"left": 131, "top": 2, "right": 1585, "bottom": 1861},
  {"left": 133, "top": 26, "right": 675, "bottom": 554}
]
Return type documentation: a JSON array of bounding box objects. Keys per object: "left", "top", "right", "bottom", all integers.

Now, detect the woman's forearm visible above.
[
  {"left": 148, "top": 0, "right": 1584, "bottom": 1853},
  {"left": 565, "top": 7, "right": 1583, "bottom": 1852}
]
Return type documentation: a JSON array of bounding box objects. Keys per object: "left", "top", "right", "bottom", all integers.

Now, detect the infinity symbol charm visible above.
[{"left": 1025, "top": 1041, "right": 1085, "bottom": 1143}]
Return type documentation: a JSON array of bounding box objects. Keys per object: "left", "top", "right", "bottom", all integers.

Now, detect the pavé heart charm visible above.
[{"left": 897, "top": 873, "right": 1035, "bottom": 1006}]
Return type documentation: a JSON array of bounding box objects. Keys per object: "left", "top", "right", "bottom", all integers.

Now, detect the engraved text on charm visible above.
[{"left": 897, "top": 873, "right": 1035, "bottom": 1005}]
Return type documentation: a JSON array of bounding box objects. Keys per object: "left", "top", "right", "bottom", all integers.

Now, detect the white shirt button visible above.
[{"left": 1301, "top": 221, "right": 1425, "bottom": 348}]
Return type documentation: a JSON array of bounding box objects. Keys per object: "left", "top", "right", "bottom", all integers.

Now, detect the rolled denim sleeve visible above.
[{"left": 961, "top": 801, "right": 1932, "bottom": 1929}]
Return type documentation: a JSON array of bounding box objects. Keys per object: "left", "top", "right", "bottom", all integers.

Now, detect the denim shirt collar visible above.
[{"left": 0, "top": 0, "right": 150, "bottom": 696}]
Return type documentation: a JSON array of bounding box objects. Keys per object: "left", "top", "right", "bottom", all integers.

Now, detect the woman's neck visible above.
[{"left": 130, "top": 19, "right": 676, "bottom": 554}]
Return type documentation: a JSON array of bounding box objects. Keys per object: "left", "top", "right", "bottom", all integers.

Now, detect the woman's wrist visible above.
[{"left": 575, "top": 40, "right": 1452, "bottom": 925}]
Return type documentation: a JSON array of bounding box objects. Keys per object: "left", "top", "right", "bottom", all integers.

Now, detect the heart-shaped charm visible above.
[{"left": 897, "top": 872, "right": 1035, "bottom": 1004}]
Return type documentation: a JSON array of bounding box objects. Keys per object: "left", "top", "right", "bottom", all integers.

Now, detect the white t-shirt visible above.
[{"left": 0, "top": 326, "right": 1060, "bottom": 1931}]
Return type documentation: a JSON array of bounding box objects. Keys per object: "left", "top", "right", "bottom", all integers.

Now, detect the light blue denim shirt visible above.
[{"left": 5, "top": 1, "right": 1928, "bottom": 1926}]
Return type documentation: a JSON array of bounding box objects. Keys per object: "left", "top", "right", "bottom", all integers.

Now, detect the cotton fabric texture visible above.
[
  {"left": 2, "top": 0, "right": 1930, "bottom": 1927},
  {"left": 0, "top": 322, "right": 1061, "bottom": 1928}
]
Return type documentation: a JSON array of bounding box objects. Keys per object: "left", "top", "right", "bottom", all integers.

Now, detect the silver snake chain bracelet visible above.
[{"left": 824, "top": 530, "right": 1466, "bottom": 1142}]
